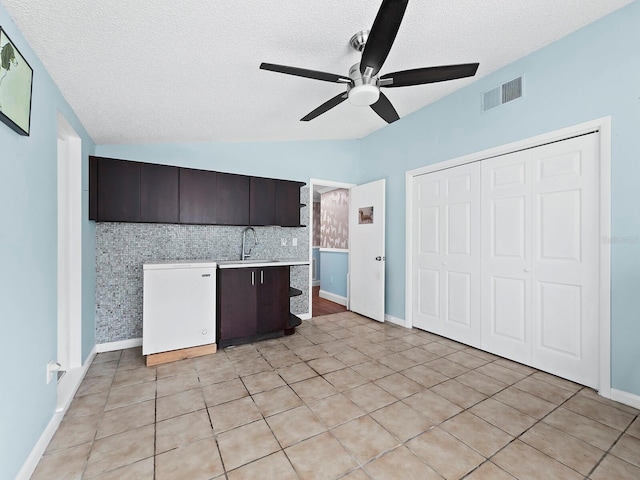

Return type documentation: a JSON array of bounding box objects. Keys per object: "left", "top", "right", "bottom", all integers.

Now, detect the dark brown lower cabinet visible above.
[{"left": 218, "top": 266, "right": 290, "bottom": 347}]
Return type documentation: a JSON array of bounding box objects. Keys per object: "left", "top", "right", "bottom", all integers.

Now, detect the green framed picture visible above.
[{"left": 0, "top": 26, "right": 33, "bottom": 136}]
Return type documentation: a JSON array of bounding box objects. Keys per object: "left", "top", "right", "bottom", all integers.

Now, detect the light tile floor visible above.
[{"left": 33, "top": 312, "right": 640, "bottom": 479}]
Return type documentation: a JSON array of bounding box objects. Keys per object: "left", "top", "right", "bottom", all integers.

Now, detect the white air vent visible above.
[{"left": 482, "top": 76, "right": 523, "bottom": 112}]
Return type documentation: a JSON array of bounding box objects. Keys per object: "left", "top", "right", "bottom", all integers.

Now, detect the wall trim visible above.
[
  {"left": 96, "top": 338, "right": 142, "bottom": 353},
  {"left": 405, "top": 116, "right": 612, "bottom": 395},
  {"left": 312, "top": 280, "right": 320, "bottom": 287},
  {"left": 319, "top": 248, "right": 349, "bottom": 253},
  {"left": 17, "top": 346, "right": 96, "bottom": 480},
  {"left": 609, "top": 388, "right": 640, "bottom": 410},
  {"left": 385, "top": 314, "right": 409, "bottom": 328},
  {"left": 319, "top": 290, "right": 348, "bottom": 306},
  {"left": 298, "top": 313, "right": 312, "bottom": 321}
]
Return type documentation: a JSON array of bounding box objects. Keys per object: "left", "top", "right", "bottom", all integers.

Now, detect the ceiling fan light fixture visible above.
[{"left": 348, "top": 84, "right": 380, "bottom": 106}]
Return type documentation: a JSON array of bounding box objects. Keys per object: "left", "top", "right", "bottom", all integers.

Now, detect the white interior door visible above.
[
  {"left": 481, "top": 151, "right": 533, "bottom": 364},
  {"left": 531, "top": 134, "right": 600, "bottom": 387},
  {"left": 349, "top": 180, "right": 385, "bottom": 321},
  {"left": 412, "top": 163, "right": 481, "bottom": 346}
]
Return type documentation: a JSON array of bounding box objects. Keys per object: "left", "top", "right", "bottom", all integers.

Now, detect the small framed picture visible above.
[
  {"left": 358, "top": 206, "right": 374, "bottom": 224},
  {"left": 0, "top": 26, "right": 33, "bottom": 136}
]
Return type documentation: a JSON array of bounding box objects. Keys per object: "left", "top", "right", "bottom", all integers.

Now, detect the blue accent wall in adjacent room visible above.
[
  {"left": 359, "top": 1, "right": 640, "bottom": 396},
  {"left": 319, "top": 250, "right": 348, "bottom": 300},
  {"left": 0, "top": 5, "right": 95, "bottom": 479}
]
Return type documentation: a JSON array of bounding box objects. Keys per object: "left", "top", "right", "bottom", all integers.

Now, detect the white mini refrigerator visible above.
[{"left": 143, "top": 261, "right": 217, "bottom": 355}]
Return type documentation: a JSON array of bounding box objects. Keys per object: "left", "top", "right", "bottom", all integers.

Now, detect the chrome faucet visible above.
[{"left": 241, "top": 227, "right": 258, "bottom": 261}]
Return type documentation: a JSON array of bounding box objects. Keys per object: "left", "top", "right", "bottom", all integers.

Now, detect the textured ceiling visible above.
[{"left": 1, "top": 0, "right": 633, "bottom": 144}]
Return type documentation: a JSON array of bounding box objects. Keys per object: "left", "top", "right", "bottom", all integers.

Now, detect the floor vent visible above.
[{"left": 482, "top": 76, "right": 523, "bottom": 112}]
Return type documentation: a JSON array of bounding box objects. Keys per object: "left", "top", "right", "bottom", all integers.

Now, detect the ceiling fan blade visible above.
[
  {"left": 360, "top": 0, "right": 409, "bottom": 77},
  {"left": 370, "top": 92, "right": 400, "bottom": 124},
  {"left": 380, "top": 63, "right": 479, "bottom": 87},
  {"left": 301, "top": 92, "right": 349, "bottom": 121},
  {"left": 260, "top": 63, "right": 352, "bottom": 84}
]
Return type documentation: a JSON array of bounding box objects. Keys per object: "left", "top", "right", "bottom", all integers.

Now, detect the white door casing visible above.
[
  {"left": 349, "top": 180, "right": 386, "bottom": 322},
  {"left": 412, "top": 163, "right": 481, "bottom": 346}
]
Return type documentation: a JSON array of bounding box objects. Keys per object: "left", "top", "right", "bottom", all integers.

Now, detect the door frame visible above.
[
  {"left": 405, "top": 116, "right": 612, "bottom": 396},
  {"left": 307, "top": 179, "right": 356, "bottom": 318},
  {"left": 57, "top": 112, "right": 83, "bottom": 410}
]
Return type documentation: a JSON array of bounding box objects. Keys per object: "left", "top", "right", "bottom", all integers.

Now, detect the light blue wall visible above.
[
  {"left": 0, "top": 5, "right": 95, "bottom": 479},
  {"left": 360, "top": 2, "right": 640, "bottom": 395},
  {"left": 320, "top": 250, "right": 349, "bottom": 299},
  {"left": 96, "top": 140, "right": 361, "bottom": 185}
]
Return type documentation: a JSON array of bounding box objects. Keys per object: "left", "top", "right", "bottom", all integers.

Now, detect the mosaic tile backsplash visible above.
[{"left": 95, "top": 188, "right": 310, "bottom": 343}]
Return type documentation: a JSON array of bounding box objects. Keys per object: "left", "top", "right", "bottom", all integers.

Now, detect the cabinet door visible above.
[
  {"left": 275, "top": 181, "right": 302, "bottom": 227},
  {"left": 250, "top": 177, "right": 276, "bottom": 226},
  {"left": 180, "top": 168, "right": 217, "bottom": 224},
  {"left": 218, "top": 268, "right": 257, "bottom": 340},
  {"left": 257, "top": 266, "right": 290, "bottom": 334},
  {"left": 217, "top": 173, "right": 250, "bottom": 225},
  {"left": 97, "top": 157, "right": 141, "bottom": 222},
  {"left": 140, "top": 163, "right": 179, "bottom": 223}
]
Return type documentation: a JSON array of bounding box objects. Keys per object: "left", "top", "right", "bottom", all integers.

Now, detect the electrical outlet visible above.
[
  {"left": 292, "top": 238, "right": 297, "bottom": 246},
  {"left": 281, "top": 238, "right": 287, "bottom": 246},
  {"left": 46, "top": 361, "right": 61, "bottom": 384}
]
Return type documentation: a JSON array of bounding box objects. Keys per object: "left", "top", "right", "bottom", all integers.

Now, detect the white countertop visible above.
[
  {"left": 143, "top": 259, "right": 309, "bottom": 269},
  {"left": 143, "top": 260, "right": 218, "bottom": 269},
  {"left": 216, "top": 259, "right": 310, "bottom": 269}
]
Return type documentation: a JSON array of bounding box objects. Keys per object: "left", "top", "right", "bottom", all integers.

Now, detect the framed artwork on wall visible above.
[{"left": 0, "top": 26, "right": 33, "bottom": 136}]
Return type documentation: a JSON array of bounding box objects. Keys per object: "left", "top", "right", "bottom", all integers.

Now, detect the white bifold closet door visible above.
[
  {"left": 481, "top": 133, "right": 600, "bottom": 387},
  {"left": 412, "top": 162, "right": 481, "bottom": 347}
]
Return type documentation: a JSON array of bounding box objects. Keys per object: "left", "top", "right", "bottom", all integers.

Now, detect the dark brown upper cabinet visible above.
[
  {"left": 179, "top": 168, "right": 218, "bottom": 224},
  {"left": 140, "top": 163, "right": 179, "bottom": 223},
  {"left": 91, "top": 156, "right": 141, "bottom": 222},
  {"left": 216, "top": 172, "right": 250, "bottom": 225},
  {"left": 89, "top": 156, "right": 303, "bottom": 226},
  {"left": 276, "top": 180, "right": 304, "bottom": 227},
  {"left": 250, "top": 177, "right": 276, "bottom": 226}
]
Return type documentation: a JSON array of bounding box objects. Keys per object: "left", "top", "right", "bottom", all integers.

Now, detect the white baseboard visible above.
[
  {"left": 385, "top": 314, "right": 409, "bottom": 328},
  {"left": 312, "top": 280, "right": 320, "bottom": 287},
  {"left": 17, "top": 347, "right": 96, "bottom": 480},
  {"left": 610, "top": 388, "right": 640, "bottom": 410},
  {"left": 96, "top": 338, "right": 142, "bottom": 353},
  {"left": 319, "top": 290, "right": 347, "bottom": 306}
]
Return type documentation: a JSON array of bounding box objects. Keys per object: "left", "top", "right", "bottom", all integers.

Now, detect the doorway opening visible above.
[
  {"left": 308, "top": 179, "right": 354, "bottom": 317},
  {"left": 57, "top": 112, "right": 83, "bottom": 412}
]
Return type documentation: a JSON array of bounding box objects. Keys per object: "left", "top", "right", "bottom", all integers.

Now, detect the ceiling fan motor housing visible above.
[{"left": 348, "top": 63, "right": 380, "bottom": 106}]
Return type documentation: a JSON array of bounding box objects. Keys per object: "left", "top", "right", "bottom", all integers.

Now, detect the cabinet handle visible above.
[
  {"left": 261, "top": 270, "right": 264, "bottom": 284},
  {"left": 251, "top": 271, "right": 255, "bottom": 286}
]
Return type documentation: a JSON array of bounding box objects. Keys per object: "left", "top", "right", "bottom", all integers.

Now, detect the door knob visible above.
[
  {"left": 375, "top": 256, "right": 385, "bottom": 261},
  {"left": 524, "top": 268, "right": 531, "bottom": 272}
]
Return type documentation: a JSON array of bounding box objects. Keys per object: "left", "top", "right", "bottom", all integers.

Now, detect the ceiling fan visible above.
[{"left": 260, "top": 0, "right": 479, "bottom": 124}]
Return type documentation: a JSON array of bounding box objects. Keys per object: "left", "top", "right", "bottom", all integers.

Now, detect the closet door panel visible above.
[
  {"left": 481, "top": 151, "right": 532, "bottom": 364},
  {"left": 413, "top": 163, "right": 481, "bottom": 347},
  {"left": 531, "top": 134, "right": 600, "bottom": 388}
]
